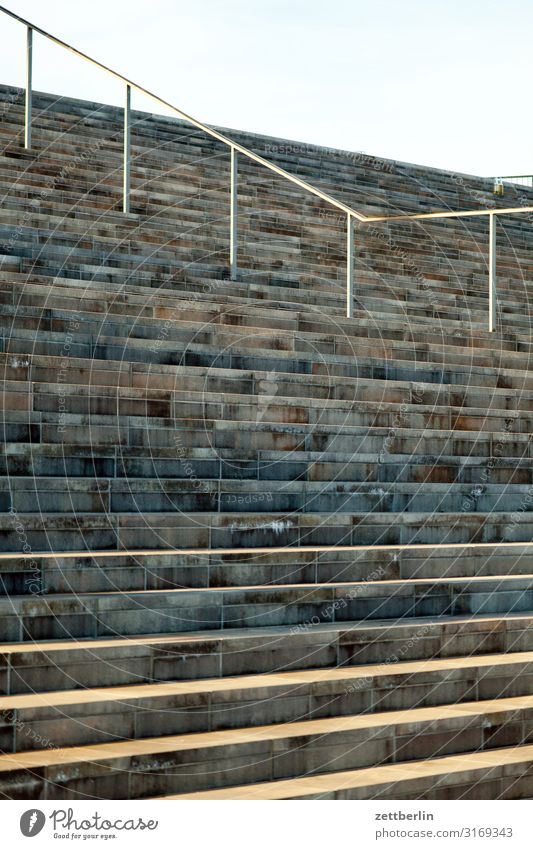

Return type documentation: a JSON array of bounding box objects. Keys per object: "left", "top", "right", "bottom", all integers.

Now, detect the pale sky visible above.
[{"left": 0, "top": 0, "right": 530, "bottom": 177}]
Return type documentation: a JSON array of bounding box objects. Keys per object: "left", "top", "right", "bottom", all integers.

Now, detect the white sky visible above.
[{"left": 0, "top": 0, "right": 530, "bottom": 177}]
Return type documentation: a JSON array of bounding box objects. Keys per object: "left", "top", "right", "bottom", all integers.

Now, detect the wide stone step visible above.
[
  {"left": 5, "top": 271, "right": 533, "bottom": 351},
  {"left": 4, "top": 255, "right": 531, "bottom": 334},
  {"left": 0, "top": 104, "right": 528, "bottom": 231},
  {"left": 2, "top": 443, "right": 531, "bottom": 487},
  {"left": 1, "top": 90, "right": 530, "bottom": 209},
  {"left": 0, "top": 96, "right": 509, "bottom": 197},
  {"left": 4, "top": 359, "right": 533, "bottom": 436},
  {"left": 3, "top": 611, "right": 532, "bottom": 694},
  {"left": 1, "top": 542, "right": 532, "bottom": 594},
  {"left": 1, "top": 294, "right": 530, "bottom": 367},
  {"left": 2, "top": 226, "right": 531, "bottom": 334},
  {"left": 3, "top": 575, "right": 533, "bottom": 640},
  {"left": 0, "top": 138, "right": 504, "bottom": 233},
  {"left": 6, "top": 329, "right": 533, "bottom": 401},
  {"left": 1, "top": 508, "right": 532, "bottom": 551},
  {"left": 159, "top": 744, "right": 533, "bottom": 800},
  {"left": 0, "top": 87, "right": 520, "bottom": 205},
  {"left": 2, "top": 224, "right": 531, "bottom": 324},
  {"left": 5, "top": 301, "right": 533, "bottom": 371},
  {"left": 2, "top": 476, "right": 532, "bottom": 517},
  {"left": 1, "top": 693, "right": 533, "bottom": 798},
  {"left": 3, "top": 649, "right": 533, "bottom": 752},
  {"left": 2, "top": 408, "right": 527, "bottom": 459},
  {"left": 3, "top": 268, "right": 529, "bottom": 360},
  {"left": 2, "top": 376, "right": 530, "bottom": 438},
  {"left": 4, "top": 316, "right": 533, "bottom": 399},
  {"left": 1, "top": 211, "right": 528, "bottom": 308},
  {"left": 1, "top": 155, "right": 531, "bottom": 274},
  {"left": 3, "top": 81, "right": 533, "bottom": 805}
]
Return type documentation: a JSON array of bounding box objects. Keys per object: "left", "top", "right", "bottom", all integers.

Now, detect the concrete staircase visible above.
[{"left": 1, "top": 83, "right": 533, "bottom": 799}]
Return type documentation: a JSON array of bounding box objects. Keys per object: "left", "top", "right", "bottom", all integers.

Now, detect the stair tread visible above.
[
  {"left": 4, "top": 540, "right": 530, "bottom": 556},
  {"left": 0, "top": 693, "right": 530, "bottom": 772},
  {"left": 3, "top": 572, "right": 533, "bottom": 602},
  {"left": 155, "top": 743, "right": 533, "bottom": 799},
  {"left": 2, "top": 648, "right": 533, "bottom": 710},
  {"left": 1, "top": 609, "right": 532, "bottom": 654}
]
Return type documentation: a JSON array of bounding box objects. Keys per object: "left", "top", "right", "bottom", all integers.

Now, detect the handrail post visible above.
[
  {"left": 230, "top": 146, "right": 238, "bottom": 280},
  {"left": 346, "top": 213, "right": 354, "bottom": 318},
  {"left": 24, "top": 26, "right": 32, "bottom": 148},
  {"left": 123, "top": 84, "right": 131, "bottom": 213},
  {"left": 489, "top": 213, "right": 496, "bottom": 332}
]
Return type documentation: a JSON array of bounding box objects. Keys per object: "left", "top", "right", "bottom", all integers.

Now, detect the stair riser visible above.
[
  {"left": 2, "top": 382, "right": 533, "bottom": 435},
  {"left": 3, "top": 609, "right": 531, "bottom": 694},
  {"left": 3, "top": 591, "right": 533, "bottom": 642},
  {"left": 6, "top": 488, "right": 533, "bottom": 515},
  {"left": 3, "top": 418, "right": 528, "bottom": 459},
  {"left": 2, "top": 457, "right": 531, "bottom": 486},
  {"left": 1, "top": 548, "right": 532, "bottom": 594},
  {"left": 1, "top": 511, "right": 532, "bottom": 552}
]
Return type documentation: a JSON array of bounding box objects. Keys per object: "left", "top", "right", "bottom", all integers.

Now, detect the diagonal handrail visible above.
[
  {"left": 0, "top": 5, "right": 366, "bottom": 222},
  {"left": 0, "top": 4, "right": 532, "bottom": 330}
]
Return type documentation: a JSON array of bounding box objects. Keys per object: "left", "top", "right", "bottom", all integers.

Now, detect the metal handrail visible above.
[
  {"left": 1, "top": 4, "right": 532, "bottom": 331},
  {"left": 0, "top": 5, "right": 367, "bottom": 223},
  {"left": 498, "top": 174, "right": 533, "bottom": 180},
  {"left": 366, "top": 205, "right": 533, "bottom": 223}
]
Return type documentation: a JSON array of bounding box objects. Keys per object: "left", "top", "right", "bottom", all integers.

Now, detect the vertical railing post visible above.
[
  {"left": 123, "top": 84, "right": 131, "bottom": 214},
  {"left": 24, "top": 26, "right": 33, "bottom": 148},
  {"left": 489, "top": 212, "right": 496, "bottom": 332},
  {"left": 230, "top": 146, "right": 238, "bottom": 280},
  {"left": 346, "top": 213, "right": 353, "bottom": 318}
]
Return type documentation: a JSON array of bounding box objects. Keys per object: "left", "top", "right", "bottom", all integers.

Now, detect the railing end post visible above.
[
  {"left": 123, "top": 83, "right": 131, "bottom": 214},
  {"left": 230, "top": 146, "right": 238, "bottom": 281},
  {"left": 489, "top": 212, "right": 497, "bottom": 333},
  {"left": 24, "top": 25, "right": 33, "bottom": 149},
  {"left": 346, "top": 213, "right": 354, "bottom": 319}
]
